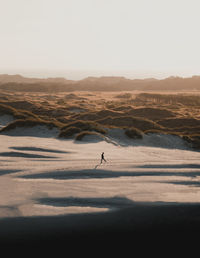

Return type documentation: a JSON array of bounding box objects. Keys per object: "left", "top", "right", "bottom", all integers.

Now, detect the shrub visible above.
[
  {"left": 126, "top": 107, "right": 175, "bottom": 121},
  {"left": 124, "top": 127, "right": 143, "bottom": 139},
  {"left": 144, "top": 129, "right": 166, "bottom": 134},
  {"left": 0, "top": 118, "right": 60, "bottom": 133},
  {"left": 58, "top": 126, "right": 81, "bottom": 138},
  {"left": 71, "top": 109, "right": 122, "bottom": 122},
  {"left": 0, "top": 103, "right": 23, "bottom": 118},
  {"left": 115, "top": 93, "right": 132, "bottom": 99},
  {"left": 61, "top": 120, "right": 107, "bottom": 135},
  {"left": 0, "top": 103, "right": 40, "bottom": 120},
  {"left": 157, "top": 118, "right": 200, "bottom": 128},
  {"left": 97, "top": 116, "right": 162, "bottom": 131},
  {"left": 75, "top": 131, "right": 104, "bottom": 141},
  {"left": 16, "top": 109, "right": 40, "bottom": 119},
  {"left": 182, "top": 135, "right": 200, "bottom": 149},
  {"left": 0, "top": 103, "right": 16, "bottom": 114},
  {"left": 144, "top": 129, "right": 181, "bottom": 138}
]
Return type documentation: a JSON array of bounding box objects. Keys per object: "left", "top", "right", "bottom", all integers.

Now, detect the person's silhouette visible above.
[{"left": 101, "top": 152, "right": 106, "bottom": 164}]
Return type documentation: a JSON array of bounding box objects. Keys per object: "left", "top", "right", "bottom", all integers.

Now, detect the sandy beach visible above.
[{"left": 1, "top": 127, "right": 200, "bottom": 245}]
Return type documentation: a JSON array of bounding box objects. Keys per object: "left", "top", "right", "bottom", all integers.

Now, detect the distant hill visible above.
[
  {"left": 142, "top": 76, "right": 200, "bottom": 91},
  {"left": 0, "top": 74, "right": 74, "bottom": 84},
  {"left": 0, "top": 74, "right": 199, "bottom": 92}
]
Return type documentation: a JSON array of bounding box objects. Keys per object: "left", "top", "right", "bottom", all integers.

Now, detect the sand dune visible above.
[
  {"left": 0, "top": 130, "right": 199, "bottom": 245},
  {"left": 0, "top": 89, "right": 200, "bottom": 246}
]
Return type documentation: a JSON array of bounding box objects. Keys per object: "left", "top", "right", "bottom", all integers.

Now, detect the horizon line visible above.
[{"left": 0, "top": 68, "right": 199, "bottom": 81}]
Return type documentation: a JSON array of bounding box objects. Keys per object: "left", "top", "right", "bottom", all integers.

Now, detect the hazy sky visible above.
[{"left": 0, "top": 0, "right": 200, "bottom": 78}]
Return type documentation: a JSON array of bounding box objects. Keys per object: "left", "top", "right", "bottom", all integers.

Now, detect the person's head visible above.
[{"left": 102, "top": 152, "right": 104, "bottom": 154}]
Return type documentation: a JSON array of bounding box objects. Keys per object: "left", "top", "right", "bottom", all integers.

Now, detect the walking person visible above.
[{"left": 101, "top": 152, "right": 107, "bottom": 164}]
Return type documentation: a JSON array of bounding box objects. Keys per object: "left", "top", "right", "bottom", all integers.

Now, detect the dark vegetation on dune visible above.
[
  {"left": 0, "top": 88, "right": 200, "bottom": 149},
  {"left": 58, "top": 126, "right": 81, "bottom": 138},
  {"left": 75, "top": 131, "right": 104, "bottom": 141},
  {"left": 124, "top": 128, "right": 143, "bottom": 139},
  {"left": 96, "top": 116, "right": 162, "bottom": 131},
  {"left": 59, "top": 121, "right": 107, "bottom": 138},
  {"left": 0, "top": 118, "right": 63, "bottom": 133},
  {"left": 0, "top": 103, "right": 38, "bottom": 120}
]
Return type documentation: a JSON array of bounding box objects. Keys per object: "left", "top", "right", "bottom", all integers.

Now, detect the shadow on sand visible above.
[
  {"left": 35, "top": 196, "right": 135, "bottom": 210},
  {"left": 1, "top": 200, "right": 200, "bottom": 246},
  {"left": 10, "top": 146, "right": 69, "bottom": 154},
  {"left": 19, "top": 167, "right": 200, "bottom": 180},
  {"left": 0, "top": 169, "right": 22, "bottom": 176},
  {"left": 138, "top": 163, "right": 200, "bottom": 169},
  {"left": 0, "top": 151, "right": 58, "bottom": 159}
]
